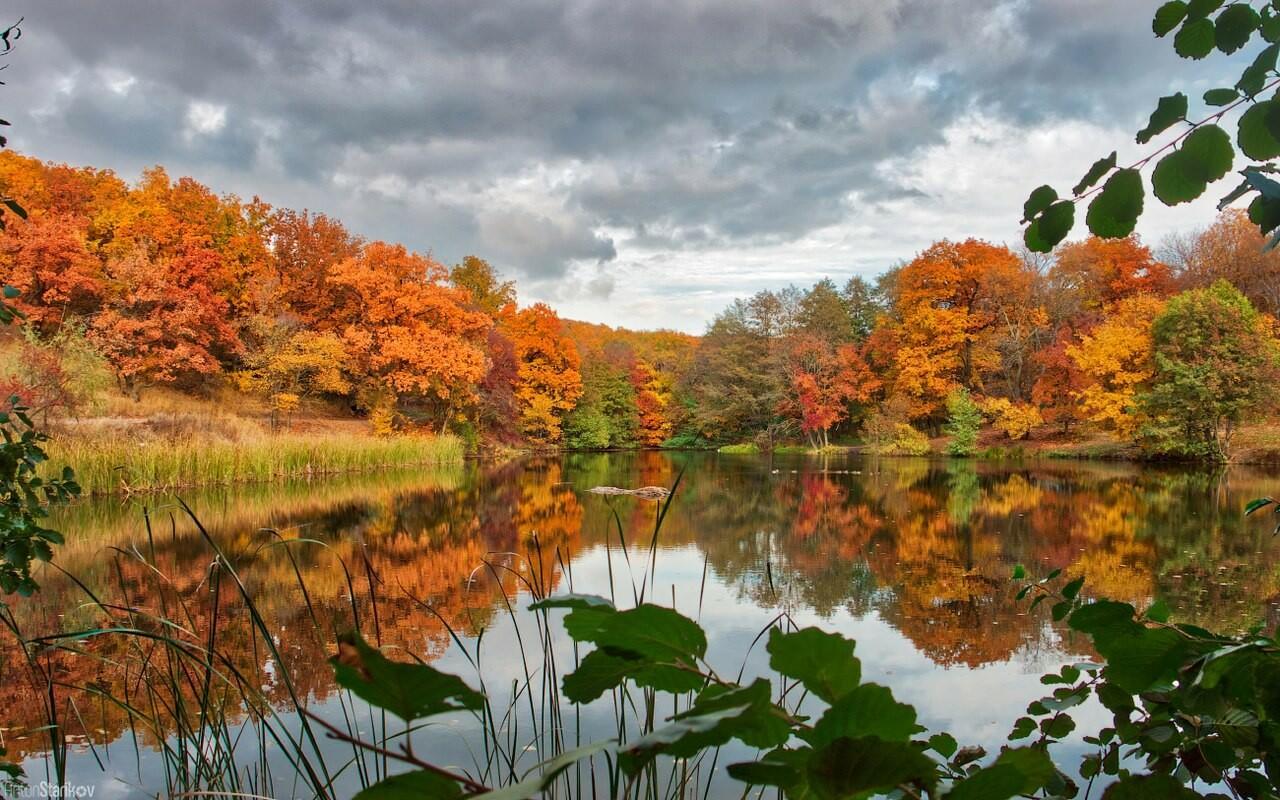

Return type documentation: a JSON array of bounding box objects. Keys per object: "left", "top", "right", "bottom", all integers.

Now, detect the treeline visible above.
[
  {"left": 2, "top": 150, "right": 1279, "bottom": 458},
  {"left": 0, "top": 151, "right": 692, "bottom": 447},
  {"left": 686, "top": 228, "right": 1280, "bottom": 460}
]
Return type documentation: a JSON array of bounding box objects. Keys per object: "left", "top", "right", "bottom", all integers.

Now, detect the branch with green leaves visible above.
[{"left": 1023, "top": 0, "right": 1280, "bottom": 253}]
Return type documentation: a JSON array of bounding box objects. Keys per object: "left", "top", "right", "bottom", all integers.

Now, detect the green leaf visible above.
[
  {"left": 1, "top": 286, "right": 18, "bottom": 299},
  {"left": 1215, "top": 4, "right": 1261, "bottom": 53},
  {"left": 945, "top": 747, "right": 1055, "bottom": 800},
  {"left": 354, "top": 770, "right": 462, "bottom": 800},
  {"left": 1179, "top": 123, "right": 1234, "bottom": 181},
  {"left": 1264, "top": 8, "right": 1280, "bottom": 43},
  {"left": 529, "top": 593, "right": 614, "bottom": 612},
  {"left": 1175, "top": 17, "right": 1216, "bottom": 58},
  {"left": 1009, "top": 717, "right": 1036, "bottom": 740},
  {"left": 1061, "top": 575, "right": 1085, "bottom": 601},
  {"left": 1245, "top": 497, "right": 1275, "bottom": 515},
  {"left": 1237, "top": 43, "right": 1280, "bottom": 95},
  {"left": 1144, "top": 599, "right": 1170, "bottom": 623},
  {"left": 1153, "top": 1, "right": 1189, "bottom": 36},
  {"left": 1011, "top": 564, "right": 1026, "bottom": 581},
  {"left": 1136, "top": 94, "right": 1188, "bottom": 144},
  {"left": 1249, "top": 194, "right": 1280, "bottom": 234},
  {"left": 561, "top": 649, "right": 703, "bottom": 702},
  {"left": 806, "top": 736, "right": 938, "bottom": 799},
  {"left": 1072, "top": 152, "right": 1117, "bottom": 196},
  {"left": 678, "top": 680, "right": 791, "bottom": 749},
  {"left": 618, "top": 702, "right": 759, "bottom": 773},
  {"left": 1040, "top": 714, "right": 1076, "bottom": 738},
  {"left": 1024, "top": 201, "right": 1075, "bottom": 253},
  {"left": 927, "top": 732, "right": 957, "bottom": 758},
  {"left": 1086, "top": 169, "right": 1144, "bottom": 238},
  {"left": 767, "top": 627, "right": 861, "bottom": 703},
  {"left": 1186, "top": 0, "right": 1223, "bottom": 19},
  {"left": 1022, "top": 185, "right": 1058, "bottom": 222},
  {"left": 805, "top": 683, "right": 920, "bottom": 746},
  {"left": 1101, "top": 773, "right": 1200, "bottom": 799},
  {"left": 330, "top": 632, "right": 484, "bottom": 722},
  {"left": 581, "top": 604, "right": 707, "bottom": 662},
  {"left": 1203, "top": 87, "right": 1240, "bottom": 106},
  {"left": 1239, "top": 100, "right": 1280, "bottom": 160},
  {"left": 726, "top": 758, "right": 803, "bottom": 789}
]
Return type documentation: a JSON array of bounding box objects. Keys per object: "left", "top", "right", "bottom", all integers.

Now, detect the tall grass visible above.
[
  {"left": 43, "top": 433, "right": 466, "bottom": 495},
  {"left": 2, "top": 472, "right": 752, "bottom": 799}
]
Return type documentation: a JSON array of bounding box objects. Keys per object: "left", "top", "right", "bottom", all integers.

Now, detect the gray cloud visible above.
[{"left": 0, "top": 1, "right": 1242, "bottom": 329}]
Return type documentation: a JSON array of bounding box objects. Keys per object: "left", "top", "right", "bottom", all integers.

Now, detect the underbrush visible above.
[{"left": 43, "top": 432, "right": 465, "bottom": 494}]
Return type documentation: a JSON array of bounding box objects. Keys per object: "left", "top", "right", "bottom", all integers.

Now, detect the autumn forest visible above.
[{"left": 3, "top": 149, "right": 1279, "bottom": 463}]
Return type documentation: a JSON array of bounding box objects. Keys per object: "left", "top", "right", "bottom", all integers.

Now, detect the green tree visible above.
[
  {"left": 564, "top": 361, "right": 637, "bottom": 448},
  {"left": 1141, "top": 280, "right": 1278, "bottom": 460},
  {"left": 943, "top": 387, "right": 982, "bottom": 456},
  {"left": 797, "top": 278, "right": 854, "bottom": 343},
  {"left": 841, "top": 276, "right": 882, "bottom": 342}
]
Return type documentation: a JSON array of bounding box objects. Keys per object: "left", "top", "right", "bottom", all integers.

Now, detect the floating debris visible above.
[{"left": 586, "top": 485, "right": 671, "bottom": 500}]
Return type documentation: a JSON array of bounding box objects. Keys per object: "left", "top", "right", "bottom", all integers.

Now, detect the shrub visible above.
[
  {"left": 943, "top": 388, "right": 981, "bottom": 456},
  {"left": 717, "top": 442, "right": 760, "bottom": 454},
  {"left": 980, "top": 397, "right": 1044, "bottom": 440}
]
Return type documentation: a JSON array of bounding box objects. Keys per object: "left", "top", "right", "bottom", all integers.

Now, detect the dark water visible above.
[{"left": 8, "top": 452, "right": 1280, "bottom": 797}]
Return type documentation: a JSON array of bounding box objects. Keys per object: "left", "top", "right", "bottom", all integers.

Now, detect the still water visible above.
[{"left": 7, "top": 451, "right": 1280, "bottom": 797}]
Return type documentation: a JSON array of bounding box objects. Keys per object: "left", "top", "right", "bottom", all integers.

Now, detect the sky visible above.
[{"left": 1, "top": 1, "right": 1251, "bottom": 333}]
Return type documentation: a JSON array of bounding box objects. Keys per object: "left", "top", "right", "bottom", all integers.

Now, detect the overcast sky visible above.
[{"left": 2, "top": 1, "right": 1249, "bottom": 332}]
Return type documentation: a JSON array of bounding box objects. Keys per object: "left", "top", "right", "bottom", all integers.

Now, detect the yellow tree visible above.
[
  {"left": 1066, "top": 295, "right": 1166, "bottom": 438},
  {"left": 504, "top": 303, "right": 583, "bottom": 444}
]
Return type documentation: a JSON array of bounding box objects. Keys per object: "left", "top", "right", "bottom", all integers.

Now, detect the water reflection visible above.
[{"left": 5, "top": 452, "right": 1280, "bottom": 791}]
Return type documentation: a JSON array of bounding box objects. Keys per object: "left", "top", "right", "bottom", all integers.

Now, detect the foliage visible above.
[
  {"left": 1141, "top": 280, "right": 1280, "bottom": 460},
  {"left": 1021, "top": 0, "right": 1280, "bottom": 251},
  {"left": 944, "top": 388, "right": 983, "bottom": 456},
  {"left": 506, "top": 303, "right": 583, "bottom": 444},
  {"left": 1067, "top": 295, "right": 1166, "bottom": 439},
  {"left": 716, "top": 442, "right": 760, "bottom": 454},
  {"left": 324, "top": 553, "right": 1280, "bottom": 799},
  {"left": 980, "top": 397, "right": 1044, "bottom": 441},
  {"left": 0, "top": 288, "right": 78, "bottom": 595}
]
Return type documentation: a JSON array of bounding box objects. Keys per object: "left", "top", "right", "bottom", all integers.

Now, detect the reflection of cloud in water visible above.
[{"left": 8, "top": 451, "right": 1280, "bottom": 796}]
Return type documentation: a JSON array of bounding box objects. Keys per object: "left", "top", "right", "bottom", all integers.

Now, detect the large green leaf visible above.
[
  {"left": 805, "top": 683, "right": 920, "bottom": 746},
  {"left": 1085, "top": 169, "right": 1144, "bottom": 238},
  {"left": 1215, "top": 3, "right": 1260, "bottom": 53},
  {"left": 944, "top": 747, "right": 1055, "bottom": 800},
  {"left": 1022, "top": 184, "right": 1058, "bottom": 221},
  {"left": 1024, "top": 200, "right": 1075, "bottom": 253},
  {"left": 1151, "top": 124, "right": 1233, "bottom": 205},
  {"left": 618, "top": 703, "right": 758, "bottom": 773},
  {"left": 767, "top": 627, "right": 861, "bottom": 703},
  {"left": 1174, "top": 17, "right": 1216, "bottom": 58},
  {"left": 806, "top": 736, "right": 938, "bottom": 799},
  {"left": 679, "top": 679, "right": 791, "bottom": 748},
  {"left": 1238, "top": 100, "right": 1280, "bottom": 160},
  {"left": 1186, "top": 0, "right": 1223, "bottom": 19},
  {"left": 354, "top": 770, "right": 463, "bottom": 800},
  {"left": 1203, "top": 87, "right": 1239, "bottom": 106},
  {"left": 1101, "top": 773, "right": 1200, "bottom": 799},
  {"left": 561, "top": 649, "right": 703, "bottom": 702},
  {"left": 330, "top": 632, "right": 484, "bottom": 722},
  {"left": 573, "top": 603, "right": 707, "bottom": 662},
  {"left": 1153, "top": 1, "right": 1188, "bottom": 36},
  {"left": 1136, "top": 94, "right": 1188, "bottom": 144}
]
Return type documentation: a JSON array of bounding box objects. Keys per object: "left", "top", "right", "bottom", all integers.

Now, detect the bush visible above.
[
  {"left": 717, "top": 442, "right": 760, "bottom": 454},
  {"left": 887, "top": 422, "right": 930, "bottom": 455},
  {"left": 980, "top": 397, "right": 1043, "bottom": 440},
  {"left": 944, "top": 388, "right": 982, "bottom": 456}
]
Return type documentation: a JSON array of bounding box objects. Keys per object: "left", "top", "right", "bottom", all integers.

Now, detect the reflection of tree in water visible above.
[{"left": 0, "top": 458, "right": 583, "bottom": 758}]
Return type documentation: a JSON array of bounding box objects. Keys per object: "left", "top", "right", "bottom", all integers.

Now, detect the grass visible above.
[
  {"left": 3, "top": 472, "right": 727, "bottom": 799},
  {"left": 44, "top": 432, "right": 466, "bottom": 495},
  {"left": 716, "top": 442, "right": 760, "bottom": 454}
]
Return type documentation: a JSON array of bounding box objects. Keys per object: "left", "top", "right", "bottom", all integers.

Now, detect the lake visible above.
[{"left": 7, "top": 451, "right": 1280, "bottom": 798}]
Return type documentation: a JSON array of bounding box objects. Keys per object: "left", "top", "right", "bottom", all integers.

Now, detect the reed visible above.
[{"left": 42, "top": 432, "right": 466, "bottom": 495}]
